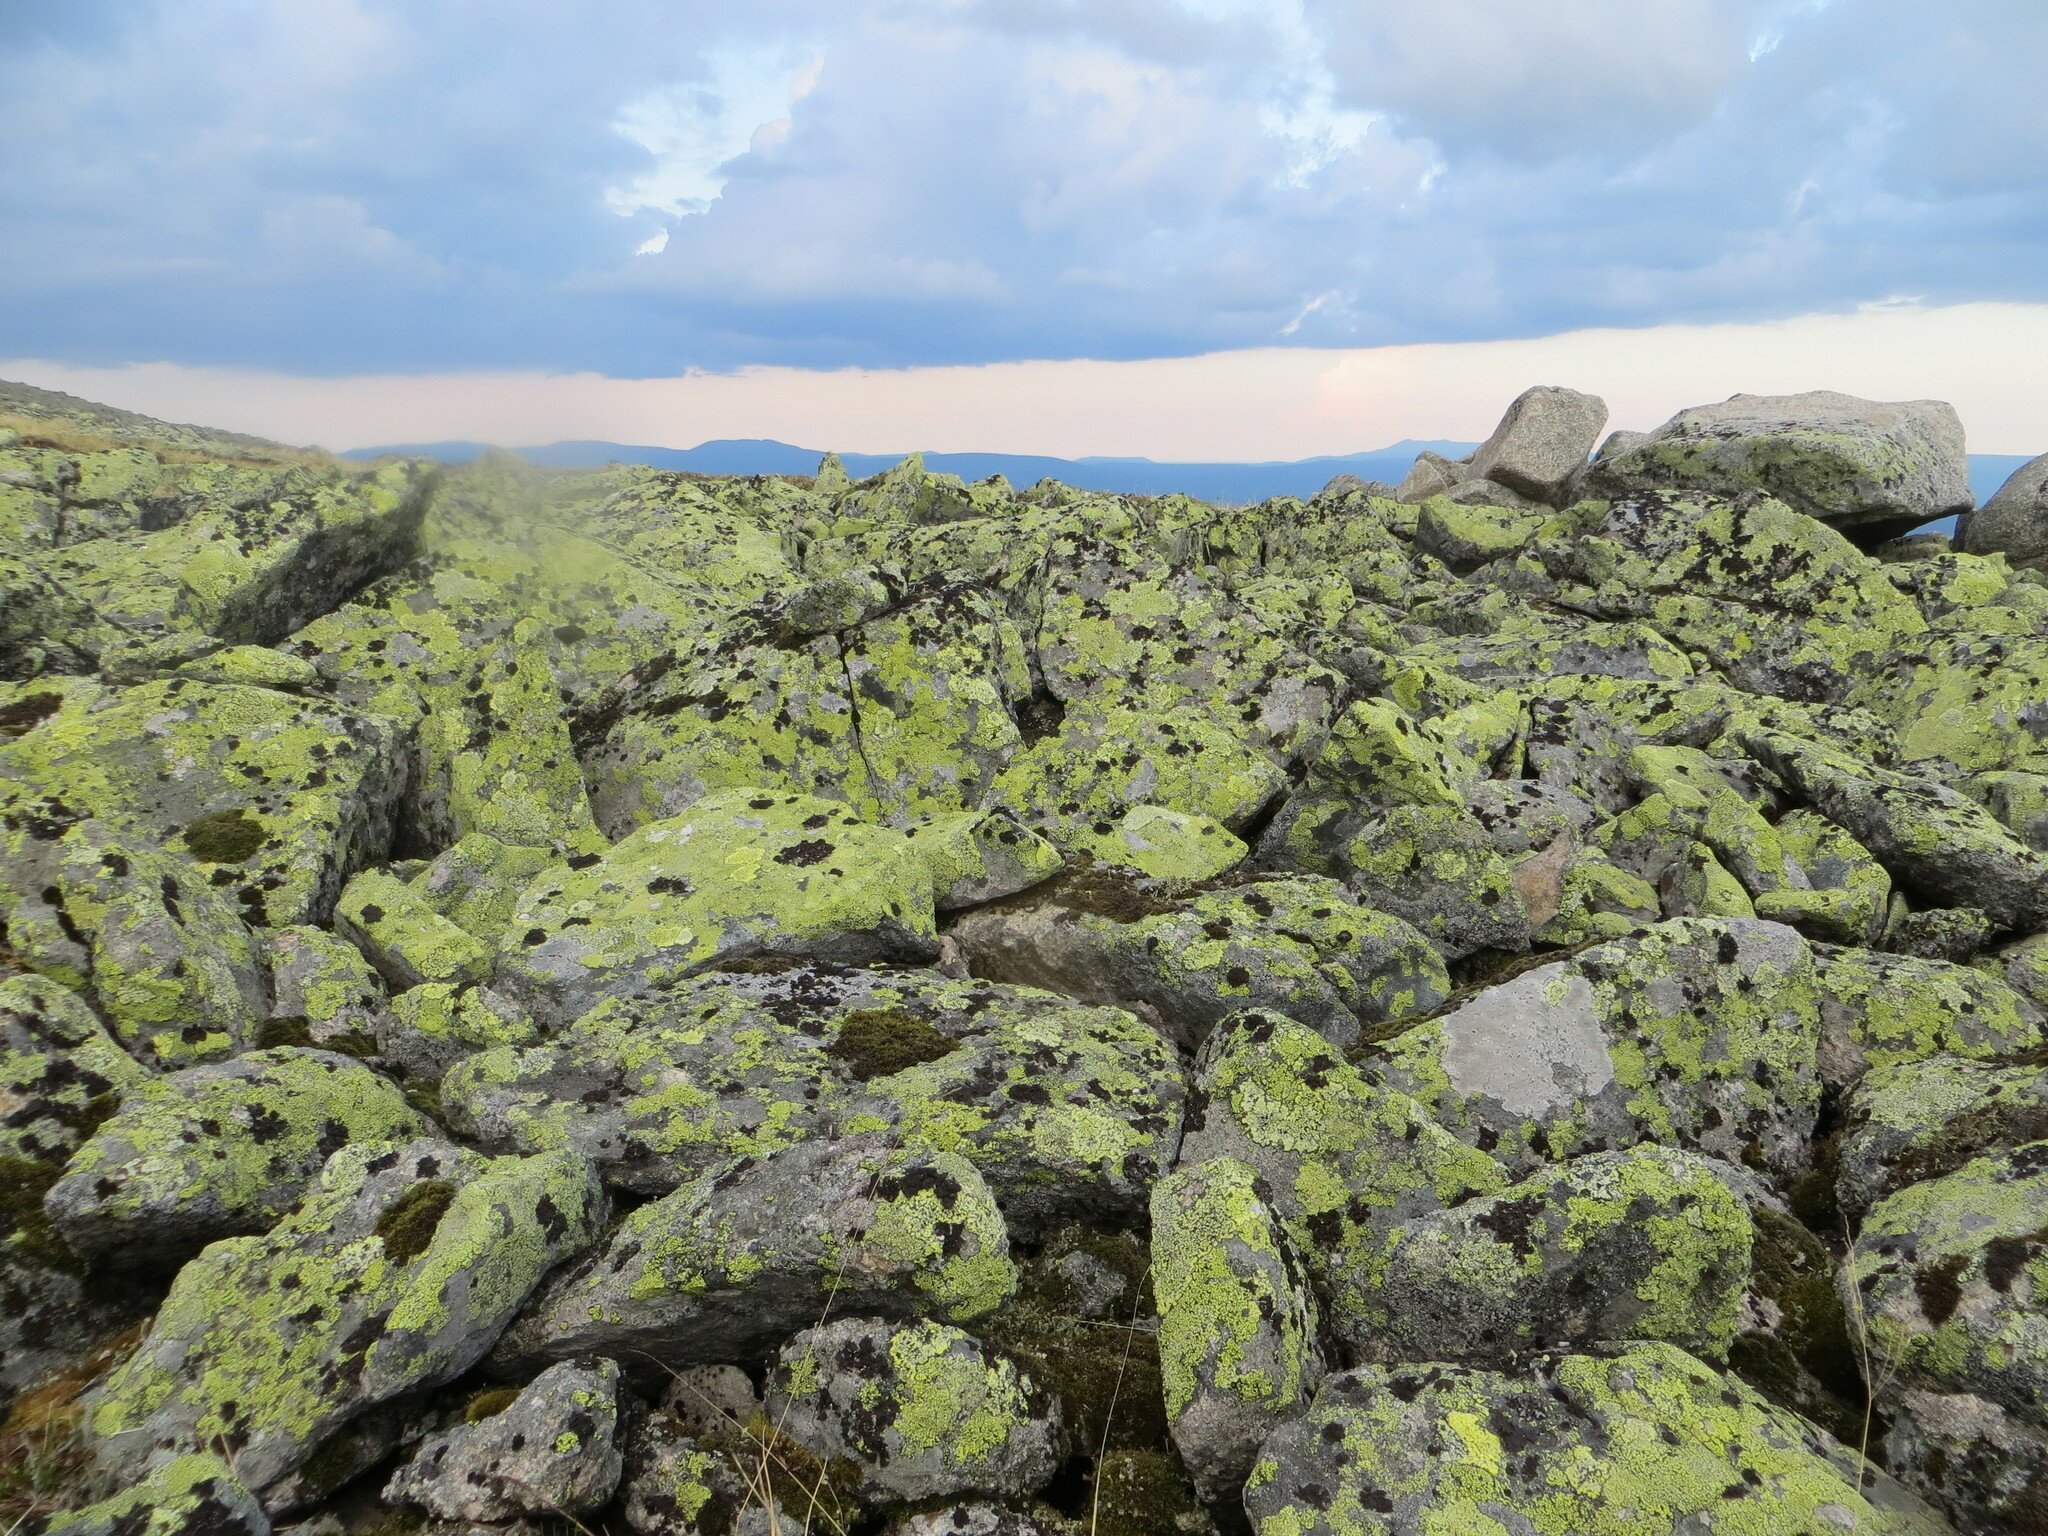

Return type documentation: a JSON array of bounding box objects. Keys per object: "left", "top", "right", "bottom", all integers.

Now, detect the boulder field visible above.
[{"left": 3, "top": 375, "right": 2048, "bottom": 1535}]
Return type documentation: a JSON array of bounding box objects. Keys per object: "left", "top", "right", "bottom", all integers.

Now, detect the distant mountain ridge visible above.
[
  {"left": 345, "top": 437, "right": 1481, "bottom": 504},
  {"left": 347, "top": 436, "right": 2037, "bottom": 511}
]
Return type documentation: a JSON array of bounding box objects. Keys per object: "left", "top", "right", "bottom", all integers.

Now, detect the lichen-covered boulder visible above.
[
  {"left": 1177, "top": 1010, "right": 1504, "bottom": 1314},
  {"left": 0, "top": 972, "right": 147, "bottom": 1167},
  {"left": 20, "top": 1452, "right": 271, "bottom": 1536},
  {"left": 1744, "top": 727, "right": 2048, "bottom": 930},
  {"left": 45, "top": 1047, "right": 427, "bottom": 1270},
  {"left": 497, "top": 1134, "right": 1016, "bottom": 1370},
  {"left": 1813, "top": 945, "right": 2042, "bottom": 1088},
  {"left": 1334, "top": 1146, "right": 1752, "bottom": 1365},
  {"left": 581, "top": 578, "right": 1028, "bottom": 835},
  {"left": 1515, "top": 492, "right": 1927, "bottom": 698},
  {"left": 494, "top": 788, "right": 940, "bottom": 1024},
  {"left": 86, "top": 1137, "right": 605, "bottom": 1501},
  {"left": 0, "top": 676, "right": 406, "bottom": 928},
  {"left": 405, "top": 832, "right": 559, "bottom": 944},
  {"left": 989, "top": 702, "right": 1290, "bottom": 847},
  {"left": 1076, "top": 804, "right": 1248, "bottom": 883},
  {"left": 909, "top": 807, "right": 1064, "bottom": 911},
  {"left": 34, "top": 457, "right": 434, "bottom": 649},
  {"left": 1883, "top": 1385, "right": 2048, "bottom": 1536},
  {"left": 0, "top": 826, "right": 269, "bottom": 1066},
  {"left": 1836, "top": 1055, "right": 2048, "bottom": 1220},
  {"left": 1244, "top": 1343, "right": 1951, "bottom": 1536},
  {"left": 1846, "top": 1140, "right": 2048, "bottom": 1427},
  {"left": 382, "top": 1356, "right": 623, "bottom": 1523},
  {"left": 379, "top": 978, "right": 538, "bottom": 1080},
  {"left": 335, "top": 866, "right": 492, "bottom": 990},
  {"left": 0, "top": 972, "right": 150, "bottom": 1401},
  {"left": 952, "top": 871, "right": 1447, "bottom": 1050},
  {"left": 1151, "top": 1159, "right": 1324, "bottom": 1503},
  {"left": 766, "top": 1319, "right": 1061, "bottom": 1502},
  {"left": 1365, "top": 919, "right": 1824, "bottom": 1183},
  {"left": 1583, "top": 390, "right": 1971, "bottom": 540},
  {"left": 264, "top": 925, "right": 390, "bottom": 1055},
  {"left": 446, "top": 964, "right": 1183, "bottom": 1234}
]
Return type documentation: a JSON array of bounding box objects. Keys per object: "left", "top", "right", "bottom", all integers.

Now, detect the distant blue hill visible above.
[
  {"left": 349, "top": 437, "right": 2038, "bottom": 513},
  {"left": 346, "top": 437, "right": 1480, "bottom": 503}
]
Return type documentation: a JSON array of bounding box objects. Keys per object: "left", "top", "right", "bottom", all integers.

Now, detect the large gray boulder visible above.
[
  {"left": 1464, "top": 385, "right": 1608, "bottom": 504},
  {"left": 765, "top": 1318, "right": 1061, "bottom": 1503},
  {"left": 1244, "top": 1344, "right": 1952, "bottom": 1536},
  {"left": 382, "top": 1357, "right": 624, "bottom": 1523},
  {"left": 1585, "top": 390, "right": 1972, "bottom": 540},
  {"left": 1960, "top": 451, "right": 2048, "bottom": 571}
]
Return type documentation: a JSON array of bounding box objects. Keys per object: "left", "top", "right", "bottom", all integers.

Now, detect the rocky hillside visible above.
[{"left": 4, "top": 377, "right": 2048, "bottom": 1535}]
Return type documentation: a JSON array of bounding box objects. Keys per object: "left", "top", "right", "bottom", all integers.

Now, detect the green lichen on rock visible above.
[
  {"left": 495, "top": 1135, "right": 1015, "bottom": 1369},
  {"left": 1846, "top": 1140, "right": 2048, "bottom": 1419},
  {"left": 1814, "top": 943, "right": 2043, "bottom": 1086},
  {"left": 1245, "top": 1341, "right": 1952, "bottom": 1536},
  {"left": 20, "top": 1451, "right": 268, "bottom": 1536},
  {"left": 85, "top": 1137, "right": 605, "bottom": 1500},
  {"left": 45, "top": 1046, "right": 426, "bottom": 1270},
  {"left": 1366, "top": 918, "right": 1824, "bottom": 1182},
  {"left": 495, "top": 787, "right": 940, "bottom": 1023},
  {"left": 1339, "top": 1145, "right": 1754, "bottom": 1366},
  {"left": 1149, "top": 1158, "right": 1323, "bottom": 1501},
  {"left": 766, "top": 1318, "right": 1059, "bottom": 1503}
]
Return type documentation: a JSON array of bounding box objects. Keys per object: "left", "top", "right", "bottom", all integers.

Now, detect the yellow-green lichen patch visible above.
[
  {"left": 86, "top": 1138, "right": 604, "bottom": 1501},
  {"left": 767, "top": 1317, "right": 1059, "bottom": 1502},
  {"left": 1149, "top": 1158, "right": 1323, "bottom": 1500},
  {"left": 1247, "top": 1342, "right": 1951, "bottom": 1536},
  {"left": 494, "top": 788, "right": 939, "bottom": 1025},
  {"left": 45, "top": 1046, "right": 426, "bottom": 1270}
]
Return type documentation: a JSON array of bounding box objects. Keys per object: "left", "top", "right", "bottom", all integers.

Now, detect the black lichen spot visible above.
[
  {"left": 373, "top": 1178, "right": 457, "bottom": 1263},
  {"left": 774, "top": 838, "right": 835, "bottom": 867},
  {"left": 0, "top": 691, "right": 61, "bottom": 737},
  {"left": 826, "top": 1008, "right": 959, "bottom": 1081},
  {"left": 181, "top": 808, "right": 266, "bottom": 865},
  {"left": 1913, "top": 1253, "right": 1971, "bottom": 1327}
]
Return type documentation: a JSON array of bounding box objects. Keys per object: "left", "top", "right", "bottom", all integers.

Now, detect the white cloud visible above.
[{"left": 604, "top": 42, "right": 824, "bottom": 221}]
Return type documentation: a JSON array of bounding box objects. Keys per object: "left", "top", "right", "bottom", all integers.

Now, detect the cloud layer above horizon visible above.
[{"left": 4, "top": 0, "right": 2046, "bottom": 376}]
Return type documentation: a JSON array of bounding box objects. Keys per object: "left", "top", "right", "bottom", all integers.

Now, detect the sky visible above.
[{"left": 5, "top": 1, "right": 2048, "bottom": 456}]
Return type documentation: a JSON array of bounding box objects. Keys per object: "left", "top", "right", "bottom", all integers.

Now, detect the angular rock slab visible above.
[
  {"left": 1152, "top": 1158, "right": 1325, "bottom": 1504},
  {"left": 1364, "top": 918, "right": 1823, "bottom": 1183},
  {"left": 952, "top": 872, "right": 1447, "bottom": 1050},
  {"left": 86, "top": 1138, "right": 605, "bottom": 1502},
  {"left": 20, "top": 1452, "right": 272, "bottom": 1536},
  {"left": 1847, "top": 1139, "right": 2048, "bottom": 1428},
  {"left": 47, "top": 1046, "right": 427, "bottom": 1271},
  {"left": 1244, "top": 1343, "right": 1952, "bottom": 1536},
  {"left": 767, "top": 1318, "right": 1061, "bottom": 1503},
  {"left": 1584, "top": 390, "right": 1971, "bottom": 539},
  {"left": 445, "top": 964, "right": 1184, "bottom": 1236},
  {"left": 1333, "top": 1146, "right": 1753, "bottom": 1365},
  {"left": 0, "top": 675, "right": 406, "bottom": 928},
  {"left": 497, "top": 1134, "right": 1017, "bottom": 1371},
  {"left": 1959, "top": 450, "right": 2048, "bottom": 571},
  {"left": 494, "top": 787, "right": 939, "bottom": 1025},
  {"left": 383, "top": 1356, "right": 624, "bottom": 1522},
  {"left": 1463, "top": 384, "right": 1608, "bottom": 503}
]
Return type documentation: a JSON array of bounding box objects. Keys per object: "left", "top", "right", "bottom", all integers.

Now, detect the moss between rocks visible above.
[
  {"left": 1086, "top": 1449, "right": 1206, "bottom": 1536},
  {"left": 825, "top": 1006, "right": 960, "bottom": 1081},
  {"left": 462, "top": 1384, "right": 522, "bottom": 1423},
  {"left": 0, "top": 1154, "right": 79, "bottom": 1274},
  {"left": 178, "top": 807, "right": 267, "bottom": 865},
  {"left": 1728, "top": 1206, "right": 1865, "bottom": 1447},
  {"left": 373, "top": 1177, "right": 457, "bottom": 1263}
]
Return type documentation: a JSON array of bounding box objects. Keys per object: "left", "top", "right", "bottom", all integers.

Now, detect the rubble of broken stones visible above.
[{"left": 4, "top": 372, "right": 2048, "bottom": 1535}]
